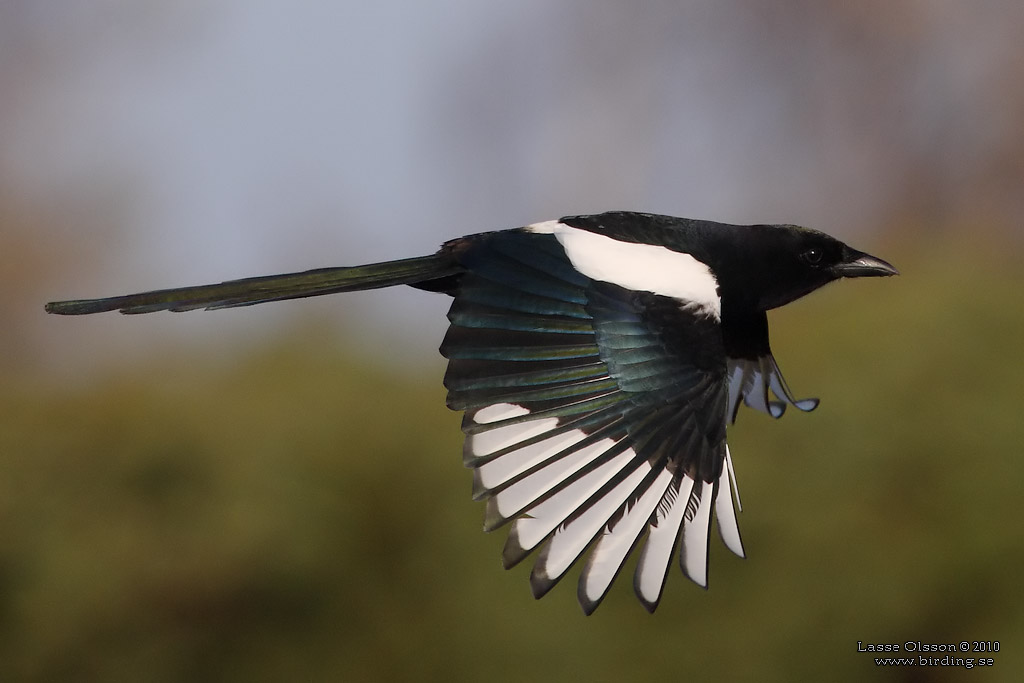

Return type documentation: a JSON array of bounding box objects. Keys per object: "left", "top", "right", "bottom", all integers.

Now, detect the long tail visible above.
[{"left": 45, "top": 253, "right": 462, "bottom": 315}]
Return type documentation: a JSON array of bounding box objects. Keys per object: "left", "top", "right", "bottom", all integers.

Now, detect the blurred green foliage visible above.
[{"left": 2, "top": 236, "right": 1022, "bottom": 682}]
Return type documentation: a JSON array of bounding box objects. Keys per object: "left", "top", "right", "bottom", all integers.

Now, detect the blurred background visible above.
[{"left": 2, "top": 1, "right": 1022, "bottom": 681}]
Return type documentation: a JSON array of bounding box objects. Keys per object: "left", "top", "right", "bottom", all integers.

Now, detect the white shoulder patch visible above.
[{"left": 525, "top": 221, "right": 720, "bottom": 320}]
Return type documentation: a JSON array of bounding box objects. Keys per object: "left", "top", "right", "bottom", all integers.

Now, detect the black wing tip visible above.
[
  {"left": 529, "top": 570, "right": 555, "bottom": 599},
  {"left": 632, "top": 573, "right": 665, "bottom": 614},
  {"left": 680, "top": 570, "right": 710, "bottom": 591},
  {"left": 529, "top": 546, "right": 568, "bottom": 600},
  {"left": 470, "top": 470, "right": 489, "bottom": 500},
  {"left": 501, "top": 531, "right": 530, "bottom": 570},
  {"left": 636, "top": 593, "right": 660, "bottom": 614},
  {"left": 578, "top": 595, "right": 601, "bottom": 616},
  {"left": 482, "top": 499, "right": 512, "bottom": 533},
  {"left": 576, "top": 574, "right": 610, "bottom": 616}
]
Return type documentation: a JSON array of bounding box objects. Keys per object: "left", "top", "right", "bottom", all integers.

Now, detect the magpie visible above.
[{"left": 46, "top": 211, "right": 897, "bottom": 614}]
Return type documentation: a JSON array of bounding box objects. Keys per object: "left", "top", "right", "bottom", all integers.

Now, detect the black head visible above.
[{"left": 737, "top": 224, "right": 898, "bottom": 311}]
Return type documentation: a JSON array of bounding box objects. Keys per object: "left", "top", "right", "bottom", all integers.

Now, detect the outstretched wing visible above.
[{"left": 440, "top": 230, "right": 744, "bottom": 614}]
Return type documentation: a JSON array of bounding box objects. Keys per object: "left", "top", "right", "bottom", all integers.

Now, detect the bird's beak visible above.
[{"left": 833, "top": 250, "right": 899, "bottom": 278}]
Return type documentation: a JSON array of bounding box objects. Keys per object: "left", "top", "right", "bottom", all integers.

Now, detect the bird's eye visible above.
[{"left": 801, "top": 248, "right": 823, "bottom": 265}]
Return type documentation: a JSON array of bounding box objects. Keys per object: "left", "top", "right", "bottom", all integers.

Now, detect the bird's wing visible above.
[
  {"left": 723, "top": 312, "right": 819, "bottom": 423},
  {"left": 440, "top": 230, "right": 743, "bottom": 614}
]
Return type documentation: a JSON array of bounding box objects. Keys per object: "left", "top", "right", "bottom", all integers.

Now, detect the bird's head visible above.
[{"left": 741, "top": 224, "right": 899, "bottom": 311}]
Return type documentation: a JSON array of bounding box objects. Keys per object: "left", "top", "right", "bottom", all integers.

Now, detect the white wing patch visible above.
[
  {"left": 525, "top": 221, "right": 721, "bottom": 320},
  {"left": 485, "top": 437, "right": 612, "bottom": 526},
  {"left": 715, "top": 445, "right": 745, "bottom": 558},
  {"left": 505, "top": 447, "right": 636, "bottom": 559},
  {"left": 679, "top": 479, "right": 715, "bottom": 588},
  {"left": 467, "top": 416, "right": 560, "bottom": 458},
  {"left": 465, "top": 382, "right": 747, "bottom": 611},
  {"left": 578, "top": 468, "right": 674, "bottom": 611},
  {"left": 474, "top": 428, "right": 590, "bottom": 492},
  {"left": 634, "top": 475, "right": 694, "bottom": 608},
  {"left": 533, "top": 460, "right": 653, "bottom": 587},
  {"left": 473, "top": 402, "right": 531, "bottom": 424}
]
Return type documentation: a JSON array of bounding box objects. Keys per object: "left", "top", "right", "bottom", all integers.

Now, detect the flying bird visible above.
[{"left": 46, "top": 211, "right": 898, "bottom": 614}]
